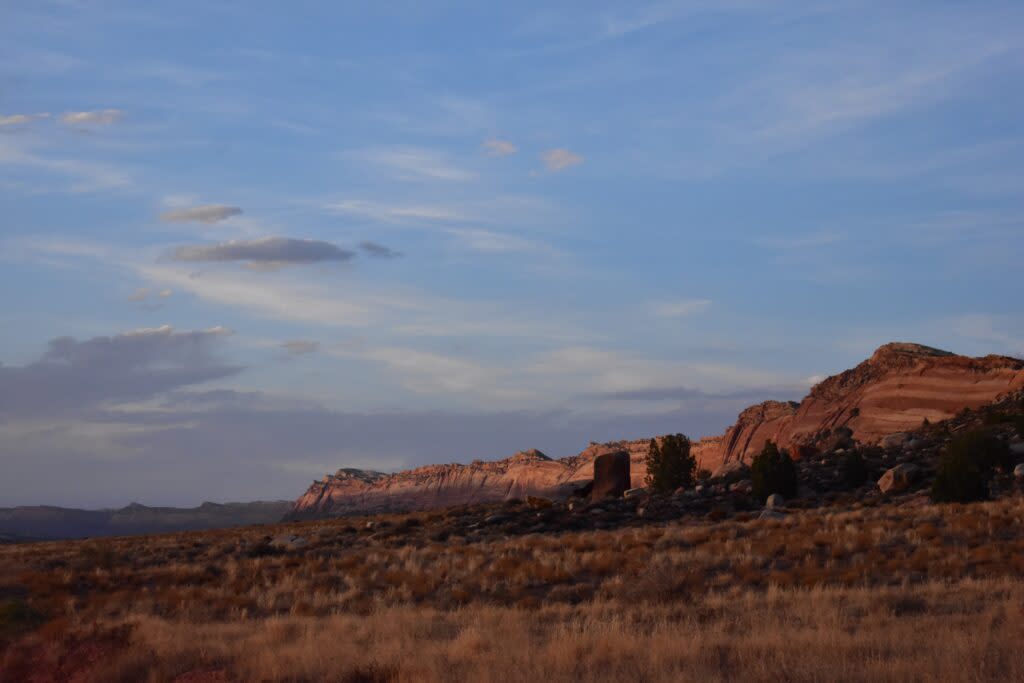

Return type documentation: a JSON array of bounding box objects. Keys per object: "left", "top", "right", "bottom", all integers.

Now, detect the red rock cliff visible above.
[{"left": 288, "top": 343, "right": 1024, "bottom": 518}]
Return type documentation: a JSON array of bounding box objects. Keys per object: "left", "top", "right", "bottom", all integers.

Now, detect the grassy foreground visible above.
[{"left": 3, "top": 496, "right": 1024, "bottom": 681}]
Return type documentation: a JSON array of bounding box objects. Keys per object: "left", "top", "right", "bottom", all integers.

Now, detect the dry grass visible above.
[
  {"left": 8, "top": 579, "right": 1024, "bottom": 682},
  {"left": 4, "top": 496, "right": 1024, "bottom": 680}
]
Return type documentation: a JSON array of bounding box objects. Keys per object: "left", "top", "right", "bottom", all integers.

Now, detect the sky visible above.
[{"left": 1, "top": 1, "right": 1022, "bottom": 507}]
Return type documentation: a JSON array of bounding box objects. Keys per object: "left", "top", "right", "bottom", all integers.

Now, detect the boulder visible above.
[
  {"left": 591, "top": 451, "right": 631, "bottom": 502},
  {"left": 765, "top": 493, "right": 786, "bottom": 509},
  {"left": 1013, "top": 463, "right": 1024, "bottom": 479},
  {"left": 877, "top": 464, "right": 921, "bottom": 494},
  {"left": 269, "top": 534, "right": 308, "bottom": 550}
]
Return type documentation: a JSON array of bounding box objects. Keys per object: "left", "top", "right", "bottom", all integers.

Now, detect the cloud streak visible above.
[
  {"left": 160, "top": 205, "right": 243, "bottom": 224},
  {"left": 60, "top": 109, "right": 123, "bottom": 126},
  {"left": 171, "top": 237, "right": 354, "bottom": 268},
  {"left": 359, "top": 241, "right": 402, "bottom": 259}
]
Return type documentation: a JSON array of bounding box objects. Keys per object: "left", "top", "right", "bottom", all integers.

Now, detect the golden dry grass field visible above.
[{"left": 3, "top": 494, "right": 1024, "bottom": 681}]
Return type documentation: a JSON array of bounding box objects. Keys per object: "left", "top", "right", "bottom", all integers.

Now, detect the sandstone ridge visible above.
[{"left": 288, "top": 343, "right": 1024, "bottom": 519}]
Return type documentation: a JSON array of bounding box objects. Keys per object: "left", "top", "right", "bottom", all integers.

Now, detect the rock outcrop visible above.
[
  {"left": 695, "top": 343, "right": 1024, "bottom": 470},
  {"left": 288, "top": 343, "right": 1024, "bottom": 519},
  {"left": 591, "top": 452, "right": 631, "bottom": 502}
]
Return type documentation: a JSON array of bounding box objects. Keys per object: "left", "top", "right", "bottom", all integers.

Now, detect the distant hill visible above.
[{"left": 0, "top": 500, "right": 292, "bottom": 541}]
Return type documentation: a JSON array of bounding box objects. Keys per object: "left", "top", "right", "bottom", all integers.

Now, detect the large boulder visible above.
[
  {"left": 591, "top": 451, "right": 631, "bottom": 502},
  {"left": 877, "top": 464, "right": 921, "bottom": 494}
]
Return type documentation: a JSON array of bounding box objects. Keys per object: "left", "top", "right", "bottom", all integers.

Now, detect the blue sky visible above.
[{"left": 1, "top": 1, "right": 1022, "bottom": 507}]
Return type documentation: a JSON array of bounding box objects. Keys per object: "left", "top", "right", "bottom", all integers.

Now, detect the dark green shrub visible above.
[
  {"left": 839, "top": 450, "right": 869, "bottom": 488},
  {"left": 931, "top": 429, "right": 1010, "bottom": 503},
  {"left": 750, "top": 441, "right": 798, "bottom": 502},
  {"left": 696, "top": 468, "right": 712, "bottom": 482},
  {"left": 644, "top": 434, "right": 696, "bottom": 493}
]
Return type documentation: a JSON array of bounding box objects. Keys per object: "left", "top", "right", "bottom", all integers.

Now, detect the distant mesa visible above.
[{"left": 288, "top": 342, "right": 1024, "bottom": 519}]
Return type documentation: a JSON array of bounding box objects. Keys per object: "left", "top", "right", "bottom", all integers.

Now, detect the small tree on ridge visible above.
[{"left": 645, "top": 433, "right": 696, "bottom": 493}]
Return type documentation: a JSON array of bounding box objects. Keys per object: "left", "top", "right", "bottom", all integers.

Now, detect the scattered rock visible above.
[
  {"left": 623, "top": 487, "right": 647, "bottom": 499},
  {"left": 878, "top": 464, "right": 921, "bottom": 494},
  {"left": 882, "top": 433, "right": 911, "bottom": 450},
  {"left": 1013, "top": 463, "right": 1024, "bottom": 478},
  {"left": 269, "top": 534, "right": 307, "bottom": 550},
  {"left": 765, "top": 494, "right": 785, "bottom": 509}
]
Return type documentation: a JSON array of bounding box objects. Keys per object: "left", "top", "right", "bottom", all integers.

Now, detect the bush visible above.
[
  {"left": 750, "top": 441, "right": 798, "bottom": 502},
  {"left": 645, "top": 434, "right": 696, "bottom": 493},
  {"left": 839, "top": 450, "right": 869, "bottom": 488},
  {"left": 931, "top": 429, "right": 1010, "bottom": 503},
  {"left": 696, "top": 468, "right": 712, "bottom": 482}
]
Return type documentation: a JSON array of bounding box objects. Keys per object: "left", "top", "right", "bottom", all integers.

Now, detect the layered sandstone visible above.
[
  {"left": 289, "top": 441, "right": 662, "bottom": 519},
  {"left": 288, "top": 343, "right": 1024, "bottom": 519},
  {"left": 697, "top": 343, "right": 1024, "bottom": 469}
]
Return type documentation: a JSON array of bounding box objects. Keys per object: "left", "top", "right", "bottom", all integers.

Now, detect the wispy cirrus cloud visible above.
[
  {"left": 324, "top": 199, "right": 468, "bottom": 223},
  {"left": 482, "top": 138, "right": 517, "bottom": 157},
  {"left": 353, "top": 146, "right": 477, "bottom": 182},
  {"left": 445, "top": 228, "right": 544, "bottom": 254},
  {"left": 60, "top": 109, "right": 123, "bottom": 126},
  {"left": 0, "top": 113, "right": 51, "bottom": 127}
]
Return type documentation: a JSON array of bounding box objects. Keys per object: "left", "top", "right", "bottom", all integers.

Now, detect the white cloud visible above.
[
  {"left": 0, "top": 139, "right": 131, "bottom": 192},
  {"left": 540, "top": 148, "right": 584, "bottom": 172},
  {"left": 652, "top": 299, "right": 712, "bottom": 318},
  {"left": 60, "top": 109, "right": 123, "bottom": 126},
  {"left": 354, "top": 146, "right": 477, "bottom": 182},
  {"left": 482, "top": 138, "right": 517, "bottom": 157},
  {"left": 324, "top": 199, "right": 467, "bottom": 223},
  {"left": 0, "top": 113, "right": 50, "bottom": 127}
]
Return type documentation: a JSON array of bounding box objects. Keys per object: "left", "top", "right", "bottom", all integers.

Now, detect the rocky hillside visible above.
[
  {"left": 700, "top": 342, "right": 1024, "bottom": 468},
  {"left": 289, "top": 343, "right": 1024, "bottom": 519}
]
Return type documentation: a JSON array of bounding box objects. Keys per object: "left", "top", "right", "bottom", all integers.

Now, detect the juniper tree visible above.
[
  {"left": 750, "top": 440, "right": 798, "bottom": 502},
  {"left": 645, "top": 433, "right": 696, "bottom": 493}
]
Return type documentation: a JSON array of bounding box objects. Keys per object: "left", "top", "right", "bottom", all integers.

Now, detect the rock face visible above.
[
  {"left": 696, "top": 343, "right": 1024, "bottom": 470},
  {"left": 591, "top": 452, "right": 631, "bottom": 502},
  {"left": 290, "top": 440, "right": 667, "bottom": 519},
  {"left": 288, "top": 342, "right": 1024, "bottom": 519}
]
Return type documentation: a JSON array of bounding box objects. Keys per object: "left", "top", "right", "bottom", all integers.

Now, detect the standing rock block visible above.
[
  {"left": 877, "top": 464, "right": 920, "bottom": 494},
  {"left": 591, "top": 451, "right": 631, "bottom": 502}
]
